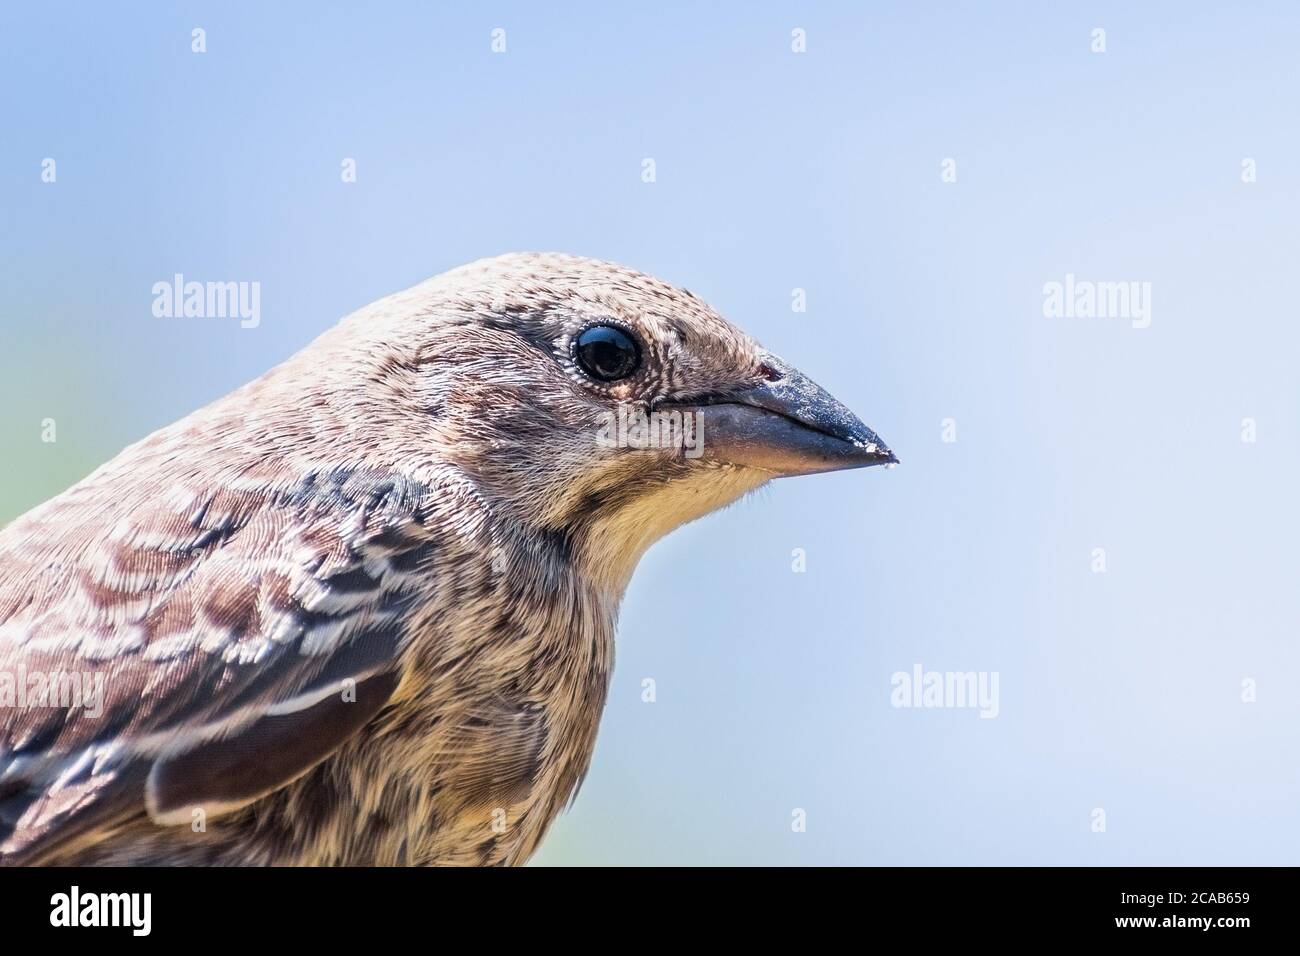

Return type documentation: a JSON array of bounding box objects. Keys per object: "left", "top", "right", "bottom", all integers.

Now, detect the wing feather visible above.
[{"left": 0, "top": 466, "right": 436, "bottom": 864}]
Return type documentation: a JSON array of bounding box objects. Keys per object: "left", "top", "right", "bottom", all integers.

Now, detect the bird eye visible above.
[{"left": 574, "top": 324, "right": 641, "bottom": 382}]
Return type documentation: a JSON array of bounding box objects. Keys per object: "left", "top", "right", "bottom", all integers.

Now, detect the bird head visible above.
[{"left": 319, "top": 253, "right": 895, "bottom": 593}]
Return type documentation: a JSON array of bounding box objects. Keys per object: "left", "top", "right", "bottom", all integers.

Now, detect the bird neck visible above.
[{"left": 564, "top": 467, "right": 771, "bottom": 600}]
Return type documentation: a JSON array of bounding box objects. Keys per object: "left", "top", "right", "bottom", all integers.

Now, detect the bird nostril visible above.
[{"left": 757, "top": 362, "right": 782, "bottom": 383}]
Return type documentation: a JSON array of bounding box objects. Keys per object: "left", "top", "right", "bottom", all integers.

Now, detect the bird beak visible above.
[{"left": 688, "top": 354, "right": 897, "bottom": 478}]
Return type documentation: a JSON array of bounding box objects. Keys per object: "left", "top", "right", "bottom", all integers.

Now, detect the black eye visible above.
[{"left": 574, "top": 324, "right": 641, "bottom": 382}]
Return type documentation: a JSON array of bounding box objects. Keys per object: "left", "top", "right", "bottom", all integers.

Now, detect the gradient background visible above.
[{"left": 3, "top": 2, "right": 1298, "bottom": 865}]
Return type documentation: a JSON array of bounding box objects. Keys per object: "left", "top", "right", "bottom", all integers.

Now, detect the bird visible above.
[{"left": 0, "top": 252, "right": 895, "bottom": 865}]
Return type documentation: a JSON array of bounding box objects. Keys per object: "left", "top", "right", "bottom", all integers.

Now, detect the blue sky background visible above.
[{"left": 2, "top": 2, "right": 1298, "bottom": 864}]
